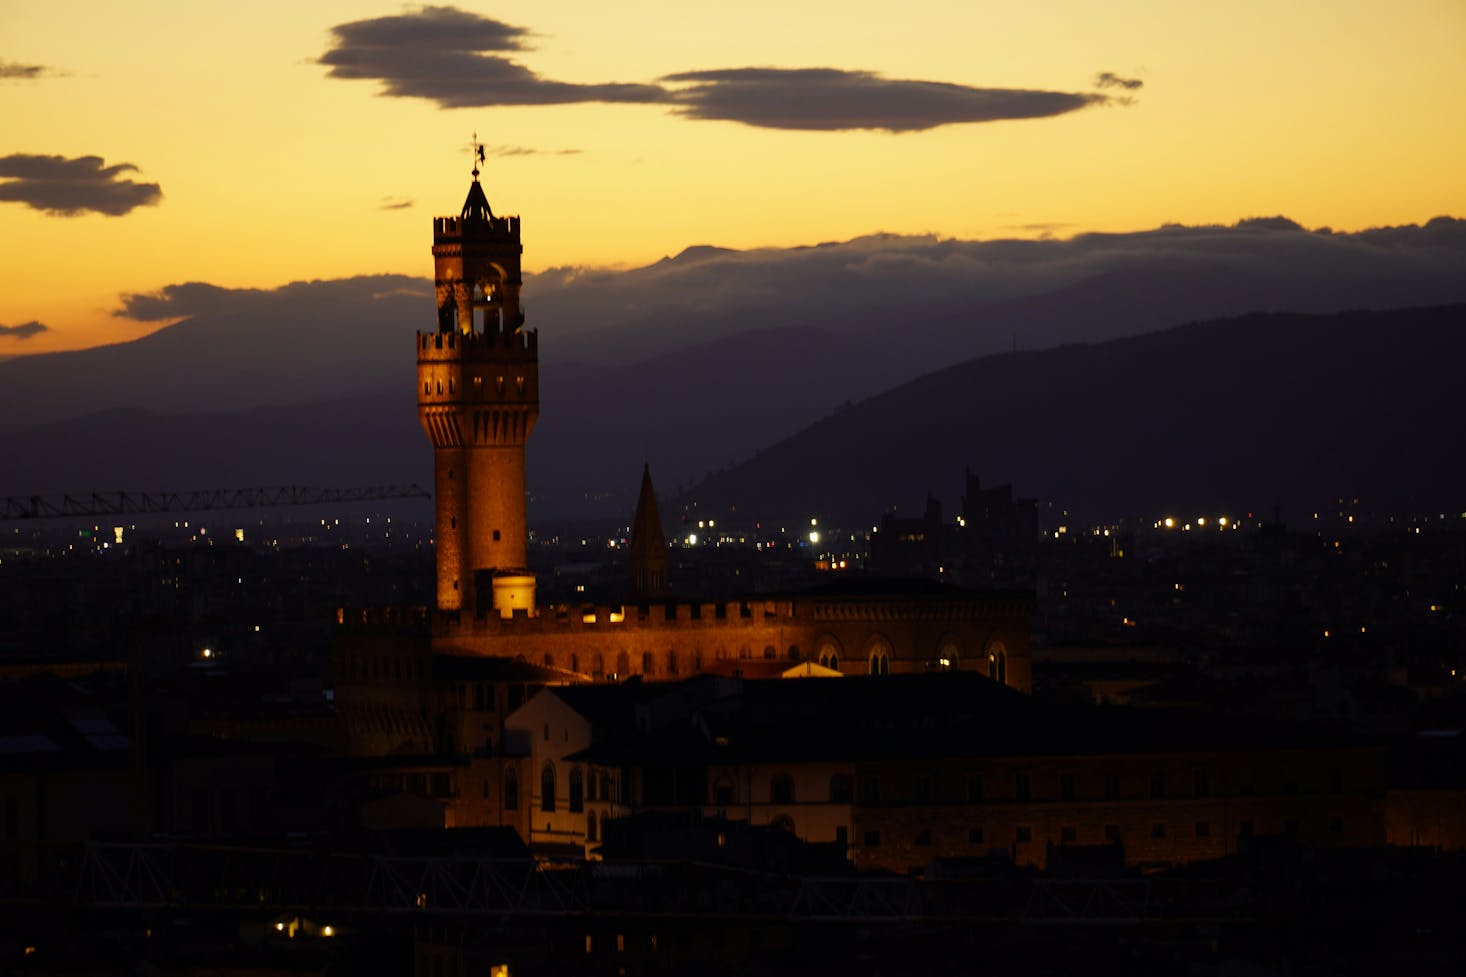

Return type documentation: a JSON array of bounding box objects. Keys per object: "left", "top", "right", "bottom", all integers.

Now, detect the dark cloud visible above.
[
  {"left": 493, "top": 146, "right": 582, "bottom": 157},
  {"left": 318, "top": 6, "right": 665, "bottom": 107},
  {"left": 661, "top": 68, "right": 1106, "bottom": 131},
  {"left": 0, "top": 321, "right": 48, "bottom": 340},
  {"left": 318, "top": 6, "right": 1126, "bottom": 133},
  {"left": 1095, "top": 71, "right": 1143, "bottom": 90},
  {"left": 326, "top": 5, "right": 528, "bottom": 52},
  {"left": 1237, "top": 215, "right": 1305, "bottom": 231},
  {"left": 0, "top": 154, "right": 162, "bottom": 217},
  {"left": 379, "top": 196, "right": 415, "bottom": 210},
  {"left": 531, "top": 217, "right": 1466, "bottom": 370},
  {"left": 0, "top": 60, "right": 59, "bottom": 80},
  {"left": 113, "top": 276, "right": 430, "bottom": 322}
]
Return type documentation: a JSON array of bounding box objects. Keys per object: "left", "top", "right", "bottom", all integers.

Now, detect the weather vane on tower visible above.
[{"left": 470, "top": 132, "right": 486, "bottom": 181}]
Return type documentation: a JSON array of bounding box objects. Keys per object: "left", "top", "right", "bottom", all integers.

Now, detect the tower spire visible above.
[{"left": 628, "top": 463, "right": 669, "bottom": 599}]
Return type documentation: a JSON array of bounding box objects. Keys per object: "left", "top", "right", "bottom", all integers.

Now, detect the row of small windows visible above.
[
  {"left": 538, "top": 763, "right": 621, "bottom": 812},
  {"left": 477, "top": 637, "right": 1011, "bottom": 680},
  {"left": 423, "top": 375, "right": 526, "bottom": 396}
]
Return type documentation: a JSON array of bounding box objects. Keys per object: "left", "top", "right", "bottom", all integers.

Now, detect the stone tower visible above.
[
  {"left": 417, "top": 163, "right": 539, "bottom": 615},
  {"left": 628, "top": 463, "right": 669, "bottom": 599}
]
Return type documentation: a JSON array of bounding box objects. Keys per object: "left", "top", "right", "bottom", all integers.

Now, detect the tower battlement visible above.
[
  {"left": 417, "top": 328, "right": 537, "bottom": 359},
  {"left": 433, "top": 214, "right": 520, "bottom": 243}
]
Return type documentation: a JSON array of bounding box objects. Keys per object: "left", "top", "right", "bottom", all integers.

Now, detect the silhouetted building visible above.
[
  {"left": 868, "top": 493, "right": 944, "bottom": 576},
  {"left": 627, "top": 464, "right": 668, "bottom": 599}
]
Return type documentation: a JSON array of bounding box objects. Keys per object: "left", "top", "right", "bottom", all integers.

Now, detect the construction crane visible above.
[{"left": 0, "top": 485, "right": 430, "bottom": 522}]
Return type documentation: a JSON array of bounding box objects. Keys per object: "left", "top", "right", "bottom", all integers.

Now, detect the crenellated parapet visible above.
[
  {"left": 439, "top": 599, "right": 800, "bottom": 637},
  {"left": 433, "top": 214, "right": 520, "bottom": 244},
  {"left": 417, "top": 328, "right": 537, "bottom": 359}
]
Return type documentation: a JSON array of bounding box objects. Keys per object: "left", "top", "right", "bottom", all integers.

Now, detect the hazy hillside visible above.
[
  {"left": 0, "top": 324, "right": 886, "bottom": 521},
  {"left": 680, "top": 305, "right": 1466, "bottom": 524},
  {"left": 4, "top": 218, "right": 1464, "bottom": 439},
  {"left": 0, "top": 276, "right": 426, "bottom": 434},
  {"left": 3, "top": 218, "right": 1464, "bottom": 520}
]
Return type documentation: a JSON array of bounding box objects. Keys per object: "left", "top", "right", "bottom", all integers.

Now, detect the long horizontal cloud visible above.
[
  {"left": 318, "top": 6, "right": 1115, "bottom": 132},
  {"left": 318, "top": 6, "right": 664, "bottom": 107},
  {"left": 0, "top": 321, "right": 48, "bottom": 340},
  {"left": 530, "top": 216, "right": 1466, "bottom": 368},
  {"left": 0, "top": 154, "right": 162, "bottom": 216},
  {"left": 114, "top": 276, "right": 431, "bottom": 322},
  {"left": 663, "top": 68, "right": 1105, "bottom": 131},
  {"left": 0, "top": 60, "right": 59, "bottom": 80}
]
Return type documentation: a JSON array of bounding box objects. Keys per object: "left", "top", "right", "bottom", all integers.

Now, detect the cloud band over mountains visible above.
[
  {"left": 319, "top": 6, "right": 1120, "bottom": 131},
  {"left": 114, "top": 276, "right": 430, "bottom": 322},
  {"left": 0, "top": 154, "right": 162, "bottom": 217},
  {"left": 0, "top": 321, "right": 48, "bottom": 340}
]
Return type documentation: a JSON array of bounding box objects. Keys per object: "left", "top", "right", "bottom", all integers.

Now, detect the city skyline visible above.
[{"left": 3, "top": 0, "right": 1464, "bottom": 355}]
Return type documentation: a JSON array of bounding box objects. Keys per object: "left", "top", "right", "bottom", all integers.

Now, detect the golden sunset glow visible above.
[{"left": 2, "top": 0, "right": 1464, "bottom": 353}]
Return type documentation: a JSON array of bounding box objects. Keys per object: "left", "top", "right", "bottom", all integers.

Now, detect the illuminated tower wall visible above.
[{"left": 417, "top": 177, "right": 538, "bottom": 614}]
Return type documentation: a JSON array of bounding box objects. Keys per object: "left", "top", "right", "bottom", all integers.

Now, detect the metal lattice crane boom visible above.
[{"left": 0, "top": 485, "right": 430, "bottom": 522}]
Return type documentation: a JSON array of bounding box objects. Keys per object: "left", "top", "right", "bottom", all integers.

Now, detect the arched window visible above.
[
  {"left": 543, "top": 653, "right": 554, "bottom": 669},
  {"left": 587, "top": 771, "right": 598, "bottom": 802},
  {"left": 642, "top": 651, "right": 653, "bottom": 676},
  {"left": 541, "top": 763, "right": 557, "bottom": 812},
  {"left": 788, "top": 645, "right": 801, "bottom": 661},
  {"left": 988, "top": 642, "right": 1008, "bottom": 686},
  {"left": 763, "top": 645, "right": 777, "bottom": 660},
  {"left": 587, "top": 811, "right": 598, "bottom": 842},
  {"left": 667, "top": 649, "right": 679, "bottom": 675},
  {"left": 771, "top": 773, "right": 795, "bottom": 805},
  {"left": 714, "top": 777, "right": 736, "bottom": 807},
  {"left": 817, "top": 637, "right": 842, "bottom": 671},
  {"left": 829, "top": 774, "right": 853, "bottom": 804},
  {"left": 866, "top": 636, "right": 892, "bottom": 676},
  {"left": 504, "top": 767, "right": 519, "bottom": 811},
  {"left": 569, "top": 767, "right": 584, "bottom": 812},
  {"left": 937, "top": 639, "right": 960, "bottom": 672},
  {"left": 600, "top": 772, "right": 613, "bottom": 803},
  {"left": 615, "top": 651, "right": 630, "bottom": 677}
]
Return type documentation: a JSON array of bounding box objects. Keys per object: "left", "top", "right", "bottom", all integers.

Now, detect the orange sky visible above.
[{"left": 2, "top": 0, "right": 1463, "bottom": 354}]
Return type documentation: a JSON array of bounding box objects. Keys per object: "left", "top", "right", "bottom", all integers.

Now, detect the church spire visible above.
[{"left": 628, "top": 463, "right": 669, "bottom": 599}]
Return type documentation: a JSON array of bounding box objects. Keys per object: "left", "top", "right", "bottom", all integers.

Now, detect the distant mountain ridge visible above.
[
  {"left": 5, "top": 305, "right": 1459, "bottom": 526},
  {"left": 2, "top": 218, "right": 1464, "bottom": 518},
  {"left": 679, "top": 304, "right": 1466, "bottom": 523}
]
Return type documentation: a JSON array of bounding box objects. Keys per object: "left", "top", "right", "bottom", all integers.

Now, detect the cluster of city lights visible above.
[{"left": 1154, "top": 515, "right": 1238, "bottom": 531}]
